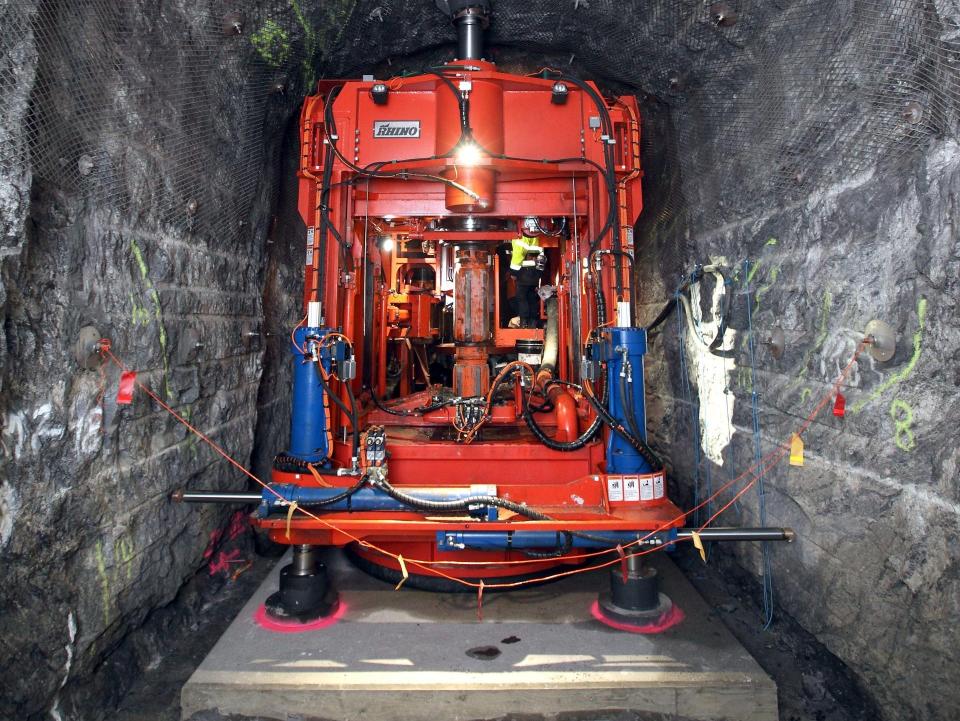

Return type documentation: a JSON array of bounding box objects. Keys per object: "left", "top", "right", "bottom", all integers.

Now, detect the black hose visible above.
[
  {"left": 523, "top": 531, "right": 573, "bottom": 559},
  {"left": 619, "top": 371, "right": 645, "bottom": 443},
  {"left": 314, "top": 362, "right": 360, "bottom": 458},
  {"left": 523, "top": 403, "right": 602, "bottom": 452},
  {"left": 580, "top": 379, "right": 664, "bottom": 472},
  {"left": 373, "top": 478, "right": 553, "bottom": 521},
  {"left": 370, "top": 386, "right": 418, "bottom": 416}
]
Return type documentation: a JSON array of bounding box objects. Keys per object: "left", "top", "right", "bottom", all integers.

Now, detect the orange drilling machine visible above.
[{"left": 179, "top": 0, "right": 792, "bottom": 627}]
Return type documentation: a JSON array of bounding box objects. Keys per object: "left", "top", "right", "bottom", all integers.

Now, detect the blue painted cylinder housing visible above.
[
  {"left": 287, "top": 326, "right": 329, "bottom": 463},
  {"left": 604, "top": 327, "right": 652, "bottom": 474}
]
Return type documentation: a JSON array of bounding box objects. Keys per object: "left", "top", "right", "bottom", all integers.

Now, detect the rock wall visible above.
[
  {"left": 0, "top": 2, "right": 324, "bottom": 718},
  {"left": 634, "top": 16, "right": 960, "bottom": 721}
]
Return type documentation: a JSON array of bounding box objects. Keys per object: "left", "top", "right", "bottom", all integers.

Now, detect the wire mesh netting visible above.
[{"left": 2, "top": 0, "right": 958, "bottom": 241}]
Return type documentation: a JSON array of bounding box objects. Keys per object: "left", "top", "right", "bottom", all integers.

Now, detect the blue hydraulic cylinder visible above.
[
  {"left": 256, "top": 484, "right": 497, "bottom": 520},
  {"left": 436, "top": 530, "right": 676, "bottom": 551},
  {"left": 604, "top": 327, "right": 652, "bottom": 474},
  {"left": 287, "top": 326, "right": 330, "bottom": 463}
]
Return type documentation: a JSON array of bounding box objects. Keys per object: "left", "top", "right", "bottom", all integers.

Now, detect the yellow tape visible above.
[
  {"left": 285, "top": 501, "right": 299, "bottom": 540},
  {"left": 395, "top": 554, "right": 409, "bottom": 590},
  {"left": 691, "top": 531, "right": 706, "bottom": 563},
  {"left": 789, "top": 433, "right": 804, "bottom": 467}
]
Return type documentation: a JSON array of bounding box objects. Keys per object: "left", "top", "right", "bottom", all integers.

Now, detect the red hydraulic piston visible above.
[{"left": 440, "top": 77, "right": 503, "bottom": 212}]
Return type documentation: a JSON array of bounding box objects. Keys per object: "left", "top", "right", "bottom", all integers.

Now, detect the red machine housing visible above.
[{"left": 261, "top": 60, "right": 683, "bottom": 581}]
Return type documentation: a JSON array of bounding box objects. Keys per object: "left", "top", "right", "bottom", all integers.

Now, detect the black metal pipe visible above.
[
  {"left": 677, "top": 527, "right": 795, "bottom": 542},
  {"left": 457, "top": 12, "right": 485, "bottom": 60},
  {"left": 172, "top": 490, "right": 261, "bottom": 503}
]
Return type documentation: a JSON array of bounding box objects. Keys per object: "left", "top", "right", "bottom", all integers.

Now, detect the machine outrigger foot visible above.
[
  {"left": 264, "top": 545, "right": 339, "bottom": 622},
  {"left": 597, "top": 553, "right": 673, "bottom": 627}
]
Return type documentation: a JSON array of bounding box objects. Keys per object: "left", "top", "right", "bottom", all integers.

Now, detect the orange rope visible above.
[{"left": 97, "top": 338, "right": 868, "bottom": 592}]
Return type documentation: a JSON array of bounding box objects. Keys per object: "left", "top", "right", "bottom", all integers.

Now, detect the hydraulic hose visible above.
[
  {"left": 540, "top": 296, "right": 560, "bottom": 374},
  {"left": 372, "top": 477, "right": 553, "bottom": 521},
  {"left": 581, "top": 378, "right": 664, "bottom": 472},
  {"left": 314, "top": 363, "right": 360, "bottom": 459}
]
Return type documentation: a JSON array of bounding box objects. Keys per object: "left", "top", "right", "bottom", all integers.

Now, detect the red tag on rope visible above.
[
  {"left": 616, "top": 544, "right": 628, "bottom": 583},
  {"left": 833, "top": 393, "right": 846, "bottom": 417},
  {"left": 117, "top": 371, "right": 137, "bottom": 405}
]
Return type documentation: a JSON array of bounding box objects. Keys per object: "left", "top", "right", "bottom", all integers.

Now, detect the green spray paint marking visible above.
[
  {"left": 789, "top": 290, "right": 833, "bottom": 389},
  {"left": 754, "top": 265, "right": 780, "bottom": 311},
  {"left": 849, "top": 297, "right": 927, "bottom": 414},
  {"left": 130, "top": 294, "right": 150, "bottom": 326},
  {"left": 800, "top": 387, "right": 812, "bottom": 404},
  {"left": 890, "top": 399, "right": 916, "bottom": 452},
  {"left": 95, "top": 541, "right": 111, "bottom": 625},
  {"left": 250, "top": 19, "right": 291, "bottom": 67},
  {"left": 115, "top": 537, "right": 135, "bottom": 581},
  {"left": 183, "top": 406, "right": 199, "bottom": 459},
  {"left": 129, "top": 240, "right": 172, "bottom": 400},
  {"left": 765, "top": 237, "right": 778, "bottom": 246},
  {"left": 291, "top": 0, "right": 318, "bottom": 90}
]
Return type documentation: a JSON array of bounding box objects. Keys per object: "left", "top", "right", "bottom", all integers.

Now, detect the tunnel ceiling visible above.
[
  {"left": 1, "top": 2, "right": 959, "bottom": 721},
  {"left": 3, "top": 1, "right": 958, "bottom": 251}
]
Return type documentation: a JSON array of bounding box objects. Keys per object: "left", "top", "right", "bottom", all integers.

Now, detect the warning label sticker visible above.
[
  {"left": 653, "top": 474, "right": 665, "bottom": 499},
  {"left": 305, "top": 227, "right": 315, "bottom": 265},
  {"left": 623, "top": 475, "right": 640, "bottom": 502},
  {"left": 640, "top": 476, "right": 654, "bottom": 501},
  {"left": 607, "top": 476, "right": 623, "bottom": 502}
]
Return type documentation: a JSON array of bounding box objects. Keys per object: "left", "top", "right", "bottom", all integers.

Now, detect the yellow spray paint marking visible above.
[
  {"left": 792, "top": 290, "right": 833, "bottom": 385},
  {"left": 850, "top": 298, "right": 927, "bottom": 413},
  {"left": 789, "top": 434, "right": 804, "bottom": 466},
  {"left": 800, "top": 387, "right": 812, "bottom": 404},
  {"left": 129, "top": 240, "right": 172, "bottom": 400},
  {"left": 94, "top": 536, "right": 138, "bottom": 624},
  {"left": 890, "top": 399, "right": 916, "bottom": 452},
  {"left": 95, "top": 541, "right": 111, "bottom": 625}
]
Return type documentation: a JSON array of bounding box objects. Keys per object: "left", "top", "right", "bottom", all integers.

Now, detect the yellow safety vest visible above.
[{"left": 510, "top": 235, "right": 540, "bottom": 271}]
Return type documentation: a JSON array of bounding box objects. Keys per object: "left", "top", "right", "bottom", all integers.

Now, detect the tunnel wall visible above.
[{"left": 0, "top": 2, "right": 333, "bottom": 718}]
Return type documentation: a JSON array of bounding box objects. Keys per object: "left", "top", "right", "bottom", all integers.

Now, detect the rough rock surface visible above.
[
  {"left": 0, "top": 2, "right": 319, "bottom": 719},
  {"left": 1, "top": 2, "right": 957, "bottom": 721}
]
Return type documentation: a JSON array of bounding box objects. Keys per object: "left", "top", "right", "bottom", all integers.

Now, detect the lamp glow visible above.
[
  {"left": 455, "top": 140, "right": 482, "bottom": 167},
  {"left": 380, "top": 237, "right": 395, "bottom": 252}
]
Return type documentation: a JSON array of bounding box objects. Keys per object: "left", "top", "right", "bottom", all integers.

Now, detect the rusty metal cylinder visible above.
[
  {"left": 453, "top": 345, "right": 490, "bottom": 398},
  {"left": 453, "top": 244, "right": 493, "bottom": 397},
  {"left": 453, "top": 245, "right": 492, "bottom": 343}
]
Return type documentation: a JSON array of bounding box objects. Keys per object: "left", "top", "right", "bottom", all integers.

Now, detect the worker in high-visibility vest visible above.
[{"left": 509, "top": 233, "right": 545, "bottom": 328}]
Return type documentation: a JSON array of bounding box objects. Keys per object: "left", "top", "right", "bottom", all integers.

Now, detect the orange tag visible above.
[
  {"left": 394, "top": 554, "right": 409, "bottom": 591},
  {"left": 789, "top": 434, "right": 804, "bottom": 466},
  {"left": 284, "top": 501, "right": 299, "bottom": 539},
  {"left": 477, "top": 580, "right": 485, "bottom": 621},
  {"left": 691, "top": 531, "right": 706, "bottom": 563}
]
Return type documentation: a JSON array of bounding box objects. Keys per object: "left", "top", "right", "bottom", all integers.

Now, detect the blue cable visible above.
[
  {"left": 674, "top": 287, "right": 704, "bottom": 526},
  {"left": 743, "top": 259, "right": 775, "bottom": 629}
]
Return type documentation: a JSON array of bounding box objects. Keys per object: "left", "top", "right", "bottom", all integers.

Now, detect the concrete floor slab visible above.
[{"left": 181, "top": 549, "right": 777, "bottom": 721}]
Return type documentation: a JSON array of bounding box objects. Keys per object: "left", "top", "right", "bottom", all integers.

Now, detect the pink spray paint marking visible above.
[
  {"left": 253, "top": 601, "right": 348, "bottom": 634},
  {"left": 589, "top": 600, "right": 685, "bottom": 634}
]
